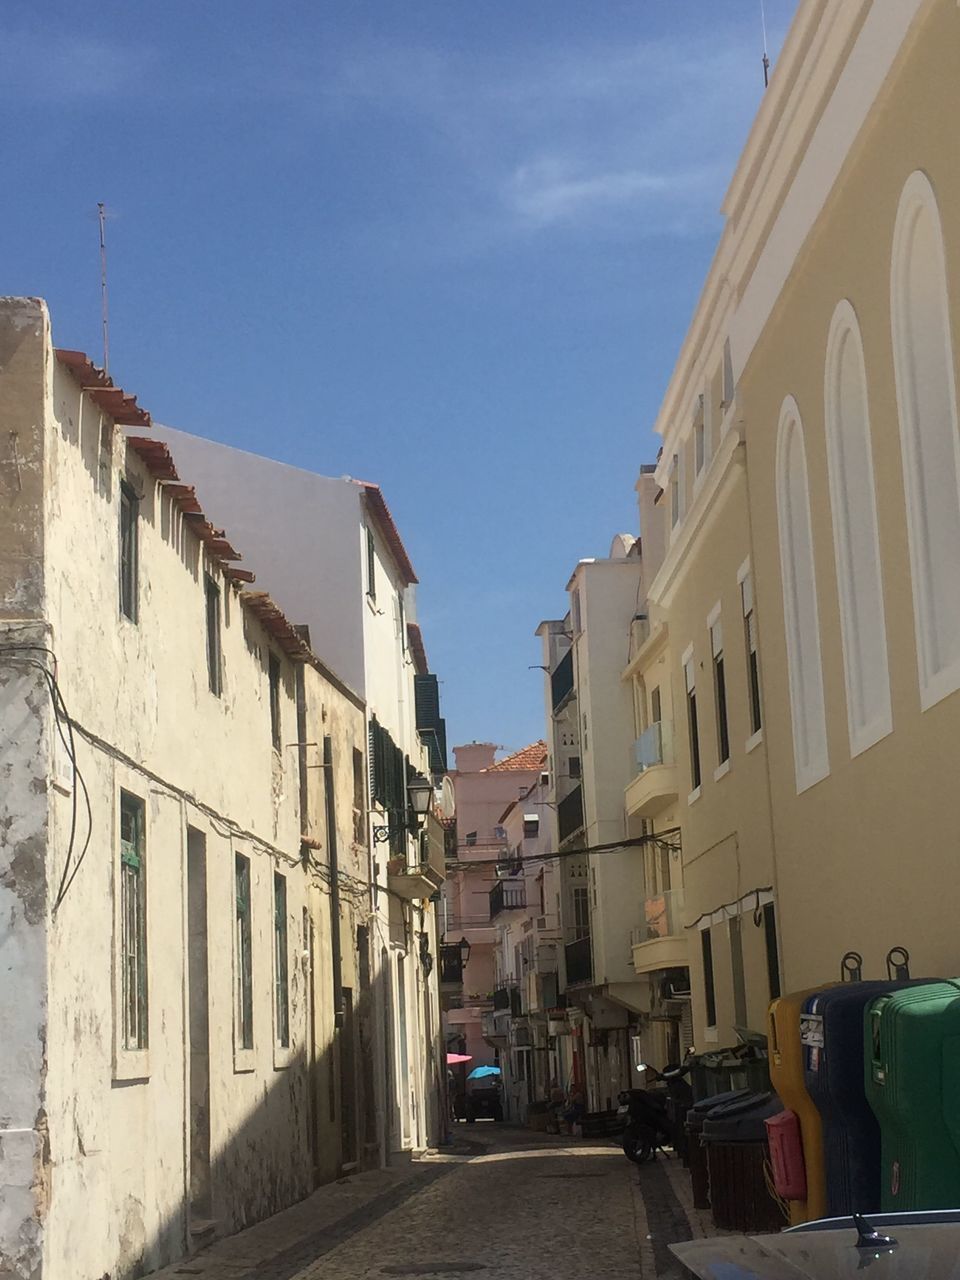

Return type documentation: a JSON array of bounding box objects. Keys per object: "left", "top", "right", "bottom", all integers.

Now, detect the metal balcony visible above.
[
  {"left": 564, "top": 935, "right": 592, "bottom": 987},
  {"left": 551, "top": 649, "right": 575, "bottom": 712},
  {"left": 557, "top": 785, "right": 584, "bottom": 845},
  {"left": 439, "top": 944, "right": 464, "bottom": 986},
  {"left": 489, "top": 878, "right": 526, "bottom": 919}
]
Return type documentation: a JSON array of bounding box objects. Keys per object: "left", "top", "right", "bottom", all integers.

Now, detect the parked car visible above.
[
  {"left": 462, "top": 1080, "right": 503, "bottom": 1122},
  {"left": 671, "top": 1209, "right": 960, "bottom": 1277}
]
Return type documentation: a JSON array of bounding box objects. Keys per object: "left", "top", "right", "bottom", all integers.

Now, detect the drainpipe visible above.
[{"left": 324, "top": 735, "right": 344, "bottom": 1027}]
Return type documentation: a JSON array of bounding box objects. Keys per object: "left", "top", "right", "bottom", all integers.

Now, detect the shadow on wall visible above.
[{"left": 60, "top": 957, "right": 393, "bottom": 1280}]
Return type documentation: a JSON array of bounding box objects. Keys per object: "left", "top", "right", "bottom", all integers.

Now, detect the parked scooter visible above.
[{"left": 618, "top": 1060, "right": 694, "bottom": 1164}]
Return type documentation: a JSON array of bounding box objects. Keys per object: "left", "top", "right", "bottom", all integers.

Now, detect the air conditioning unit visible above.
[{"left": 539, "top": 771, "right": 550, "bottom": 787}]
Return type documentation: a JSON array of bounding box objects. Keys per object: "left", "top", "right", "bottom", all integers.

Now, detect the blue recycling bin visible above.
[{"left": 802, "top": 981, "right": 920, "bottom": 1215}]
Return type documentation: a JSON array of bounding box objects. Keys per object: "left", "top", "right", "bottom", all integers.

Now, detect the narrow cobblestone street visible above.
[{"left": 153, "top": 1126, "right": 715, "bottom": 1280}]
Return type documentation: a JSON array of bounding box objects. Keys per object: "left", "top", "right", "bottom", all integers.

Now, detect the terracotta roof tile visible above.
[{"left": 484, "top": 740, "right": 547, "bottom": 773}]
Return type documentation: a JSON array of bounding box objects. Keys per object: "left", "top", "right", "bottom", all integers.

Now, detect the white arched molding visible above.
[
  {"left": 824, "top": 300, "right": 892, "bottom": 755},
  {"left": 776, "top": 398, "right": 830, "bottom": 793},
  {"left": 891, "top": 170, "right": 960, "bottom": 710}
]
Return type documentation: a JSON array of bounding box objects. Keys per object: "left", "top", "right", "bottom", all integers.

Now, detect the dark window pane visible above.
[{"left": 701, "top": 928, "right": 717, "bottom": 1027}]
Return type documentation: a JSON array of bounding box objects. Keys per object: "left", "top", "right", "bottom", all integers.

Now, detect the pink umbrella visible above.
[{"left": 446, "top": 1053, "right": 472, "bottom": 1065}]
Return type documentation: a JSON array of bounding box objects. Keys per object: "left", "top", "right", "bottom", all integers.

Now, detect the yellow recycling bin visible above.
[{"left": 768, "top": 985, "right": 836, "bottom": 1224}]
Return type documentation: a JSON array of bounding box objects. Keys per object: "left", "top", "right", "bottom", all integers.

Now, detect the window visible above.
[
  {"left": 763, "top": 903, "right": 781, "bottom": 1001},
  {"left": 729, "top": 916, "right": 747, "bottom": 1027},
  {"left": 274, "top": 872, "right": 289, "bottom": 1048},
  {"left": 650, "top": 685, "right": 662, "bottom": 726},
  {"left": 739, "top": 566, "right": 762, "bottom": 737},
  {"left": 709, "top": 612, "right": 729, "bottom": 765},
  {"left": 570, "top": 588, "right": 582, "bottom": 635},
  {"left": 205, "top": 575, "right": 222, "bottom": 696},
  {"left": 890, "top": 171, "right": 960, "bottom": 709},
  {"left": 235, "top": 854, "right": 253, "bottom": 1050},
  {"left": 683, "top": 650, "right": 701, "bottom": 792},
  {"left": 825, "top": 300, "right": 892, "bottom": 754},
  {"left": 269, "top": 652, "right": 282, "bottom": 751},
  {"left": 119, "top": 480, "right": 139, "bottom": 622},
  {"left": 465, "top": 831, "right": 477, "bottom": 847},
  {"left": 694, "top": 395, "right": 706, "bottom": 476},
  {"left": 120, "top": 792, "right": 148, "bottom": 1050},
  {"left": 568, "top": 755, "right": 581, "bottom": 779},
  {"left": 701, "top": 928, "right": 717, "bottom": 1027},
  {"left": 776, "top": 400, "right": 829, "bottom": 792},
  {"left": 366, "top": 527, "right": 377, "bottom": 601},
  {"left": 670, "top": 454, "right": 680, "bottom": 528},
  {"left": 571, "top": 884, "right": 590, "bottom": 939},
  {"left": 352, "top": 747, "right": 366, "bottom": 844},
  {"left": 398, "top": 592, "right": 406, "bottom": 650},
  {"left": 722, "top": 337, "right": 735, "bottom": 409}
]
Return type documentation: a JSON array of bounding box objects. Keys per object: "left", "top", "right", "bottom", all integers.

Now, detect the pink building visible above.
[{"left": 440, "top": 742, "right": 546, "bottom": 1107}]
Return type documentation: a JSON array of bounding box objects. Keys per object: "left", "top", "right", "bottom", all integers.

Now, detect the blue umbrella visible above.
[{"left": 467, "top": 1065, "right": 502, "bottom": 1080}]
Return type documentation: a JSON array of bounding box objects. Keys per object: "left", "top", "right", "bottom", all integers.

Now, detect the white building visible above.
[{"left": 149, "top": 426, "right": 445, "bottom": 1160}]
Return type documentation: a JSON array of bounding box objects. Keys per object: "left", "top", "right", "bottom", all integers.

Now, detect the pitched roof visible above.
[
  {"left": 485, "top": 741, "right": 547, "bottom": 773},
  {"left": 356, "top": 481, "right": 418, "bottom": 586}
]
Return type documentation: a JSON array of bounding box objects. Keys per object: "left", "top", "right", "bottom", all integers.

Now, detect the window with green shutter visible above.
[
  {"left": 274, "top": 871, "right": 289, "bottom": 1048},
  {"left": 119, "top": 792, "right": 148, "bottom": 1050},
  {"left": 235, "top": 854, "right": 253, "bottom": 1050}
]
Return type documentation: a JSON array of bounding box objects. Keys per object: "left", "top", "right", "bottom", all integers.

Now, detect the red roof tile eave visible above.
[
  {"left": 484, "top": 740, "right": 548, "bottom": 773},
  {"left": 55, "top": 349, "right": 152, "bottom": 428},
  {"left": 357, "top": 482, "right": 418, "bottom": 586}
]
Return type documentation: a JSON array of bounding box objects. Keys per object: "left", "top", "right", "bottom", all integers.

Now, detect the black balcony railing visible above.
[
  {"left": 492, "top": 984, "right": 523, "bottom": 1015},
  {"left": 439, "top": 944, "right": 464, "bottom": 985},
  {"left": 565, "top": 936, "right": 592, "bottom": 987},
  {"left": 557, "top": 785, "right": 584, "bottom": 845},
  {"left": 490, "top": 879, "right": 526, "bottom": 919},
  {"left": 551, "top": 649, "right": 575, "bottom": 712}
]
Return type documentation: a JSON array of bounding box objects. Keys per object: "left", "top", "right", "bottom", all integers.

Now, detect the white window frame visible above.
[
  {"left": 824, "top": 299, "right": 893, "bottom": 755},
  {"left": 738, "top": 558, "right": 764, "bottom": 752},
  {"left": 113, "top": 787, "right": 150, "bottom": 1083},
  {"left": 776, "top": 397, "right": 830, "bottom": 793},
  {"left": 707, "top": 602, "right": 730, "bottom": 778},
  {"left": 682, "top": 643, "right": 701, "bottom": 803},
  {"left": 890, "top": 170, "right": 960, "bottom": 711}
]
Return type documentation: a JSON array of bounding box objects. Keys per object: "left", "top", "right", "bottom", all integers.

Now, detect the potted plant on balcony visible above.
[{"left": 386, "top": 855, "right": 405, "bottom": 875}]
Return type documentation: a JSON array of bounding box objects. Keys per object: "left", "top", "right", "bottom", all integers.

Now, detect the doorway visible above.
[{"left": 187, "top": 829, "right": 212, "bottom": 1227}]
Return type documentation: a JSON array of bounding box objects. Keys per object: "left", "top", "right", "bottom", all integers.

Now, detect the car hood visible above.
[{"left": 671, "top": 1222, "right": 960, "bottom": 1278}]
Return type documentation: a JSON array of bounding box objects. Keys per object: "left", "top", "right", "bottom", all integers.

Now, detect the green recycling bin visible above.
[{"left": 864, "top": 979, "right": 960, "bottom": 1211}]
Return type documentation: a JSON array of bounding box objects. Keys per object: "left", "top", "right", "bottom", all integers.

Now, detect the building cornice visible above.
[
  {"left": 647, "top": 426, "right": 746, "bottom": 610},
  {"left": 647, "top": 0, "right": 925, "bottom": 479}
]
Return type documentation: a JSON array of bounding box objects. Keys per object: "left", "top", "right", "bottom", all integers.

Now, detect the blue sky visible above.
[{"left": 2, "top": 0, "right": 795, "bottom": 754}]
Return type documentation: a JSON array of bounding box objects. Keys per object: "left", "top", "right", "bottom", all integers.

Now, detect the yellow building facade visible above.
[{"left": 646, "top": 0, "right": 960, "bottom": 1046}]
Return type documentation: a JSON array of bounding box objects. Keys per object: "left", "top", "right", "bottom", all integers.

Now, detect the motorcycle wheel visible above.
[{"left": 622, "top": 1133, "right": 655, "bottom": 1164}]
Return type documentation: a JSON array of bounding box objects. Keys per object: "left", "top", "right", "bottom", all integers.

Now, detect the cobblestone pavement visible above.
[{"left": 151, "top": 1126, "right": 716, "bottom": 1280}]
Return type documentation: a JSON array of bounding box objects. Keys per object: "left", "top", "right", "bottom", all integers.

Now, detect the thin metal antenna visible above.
[
  {"left": 97, "top": 202, "right": 110, "bottom": 374},
  {"left": 760, "top": 0, "right": 771, "bottom": 88}
]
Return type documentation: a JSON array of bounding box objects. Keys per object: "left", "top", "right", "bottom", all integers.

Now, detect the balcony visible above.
[
  {"left": 388, "top": 814, "right": 446, "bottom": 901},
  {"left": 564, "top": 935, "right": 593, "bottom": 987},
  {"left": 557, "top": 785, "right": 585, "bottom": 845},
  {"left": 631, "top": 888, "right": 688, "bottom": 975},
  {"left": 624, "top": 721, "right": 679, "bottom": 819},
  {"left": 493, "top": 983, "right": 523, "bottom": 1016},
  {"left": 490, "top": 879, "right": 526, "bottom": 919},
  {"left": 439, "top": 944, "right": 464, "bottom": 986},
  {"left": 551, "top": 649, "right": 575, "bottom": 713}
]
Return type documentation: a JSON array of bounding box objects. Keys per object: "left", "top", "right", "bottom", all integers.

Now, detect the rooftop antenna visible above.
[
  {"left": 760, "top": 0, "right": 771, "bottom": 88},
  {"left": 97, "top": 201, "right": 110, "bottom": 374}
]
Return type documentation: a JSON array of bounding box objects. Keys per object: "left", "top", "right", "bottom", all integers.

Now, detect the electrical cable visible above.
[
  {"left": 445, "top": 827, "right": 681, "bottom": 873},
  {"left": 685, "top": 886, "right": 773, "bottom": 931}
]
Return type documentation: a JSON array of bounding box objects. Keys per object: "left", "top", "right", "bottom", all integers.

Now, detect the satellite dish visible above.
[{"left": 439, "top": 776, "right": 456, "bottom": 819}]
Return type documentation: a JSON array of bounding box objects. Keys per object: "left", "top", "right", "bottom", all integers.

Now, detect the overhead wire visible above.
[{"left": 445, "top": 827, "right": 681, "bottom": 873}]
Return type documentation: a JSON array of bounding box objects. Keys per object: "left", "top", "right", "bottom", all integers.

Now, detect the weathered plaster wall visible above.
[
  {"left": 31, "top": 346, "right": 334, "bottom": 1278},
  {"left": 0, "top": 299, "right": 51, "bottom": 1280},
  {"left": 0, "top": 640, "right": 50, "bottom": 1280}
]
